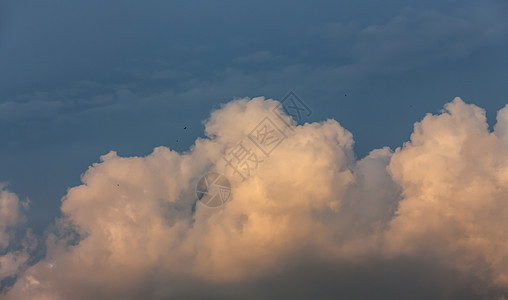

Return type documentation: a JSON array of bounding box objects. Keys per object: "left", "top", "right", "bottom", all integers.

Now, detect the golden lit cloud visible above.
[{"left": 3, "top": 97, "right": 508, "bottom": 299}]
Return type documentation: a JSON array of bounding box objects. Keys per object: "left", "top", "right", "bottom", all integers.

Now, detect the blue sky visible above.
[{"left": 1, "top": 0, "right": 507, "bottom": 234}]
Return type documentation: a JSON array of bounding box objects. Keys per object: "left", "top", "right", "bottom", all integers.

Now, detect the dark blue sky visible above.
[{"left": 1, "top": 0, "right": 507, "bottom": 232}]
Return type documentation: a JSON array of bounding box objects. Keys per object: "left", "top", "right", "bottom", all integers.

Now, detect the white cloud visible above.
[
  {"left": 3, "top": 97, "right": 508, "bottom": 299},
  {"left": 0, "top": 185, "right": 33, "bottom": 283},
  {"left": 385, "top": 98, "right": 508, "bottom": 292}
]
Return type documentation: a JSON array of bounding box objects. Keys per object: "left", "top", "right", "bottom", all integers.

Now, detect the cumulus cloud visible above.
[
  {"left": 2, "top": 97, "right": 508, "bottom": 299},
  {"left": 0, "top": 185, "right": 34, "bottom": 285},
  {"left": 385, "top": 99, "right": 508, "bottom": 294}
]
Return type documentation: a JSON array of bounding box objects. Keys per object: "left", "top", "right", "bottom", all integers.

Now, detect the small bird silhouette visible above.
[{"left": 184, "top": 126, "right": 187, "bottom": 130}]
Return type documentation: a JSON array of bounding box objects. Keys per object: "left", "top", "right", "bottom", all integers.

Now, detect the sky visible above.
[{"left": 1, "top": 0, "right": 508, "bottom": 299}]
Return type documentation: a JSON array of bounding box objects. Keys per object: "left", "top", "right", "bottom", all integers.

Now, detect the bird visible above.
[{"left": 184, "top": 126, "right": 187, "bottom": 130}]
